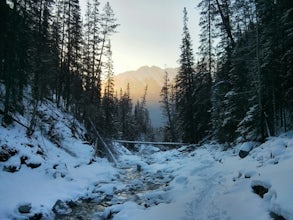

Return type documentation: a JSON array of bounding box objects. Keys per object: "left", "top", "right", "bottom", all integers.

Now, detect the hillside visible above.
[
  {"left": 112, "top": 66, "right": 178, "bottom": 127},
  {"left": 0, "top": 98, "right": 117, "bottom": 219}
]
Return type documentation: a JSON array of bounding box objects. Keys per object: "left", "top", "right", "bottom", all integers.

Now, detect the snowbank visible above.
[
  {"left": 109, "top": 134, "right": 293, "bottom": 220},
  {"left": 0, "top": 100, "right": 117, "bottom": 219}
]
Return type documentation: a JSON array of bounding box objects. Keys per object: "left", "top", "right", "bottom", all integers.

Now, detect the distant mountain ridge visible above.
[
  {"left": 113, "top": 66, "right": 178, "bottom": 127},
  {"left": 114, "top": 65, "right": 177, "bottom": 104}
]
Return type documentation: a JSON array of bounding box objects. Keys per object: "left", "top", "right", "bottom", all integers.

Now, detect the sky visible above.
[{"left": 80, "top": 0, "right": 200, "bottom": 74}]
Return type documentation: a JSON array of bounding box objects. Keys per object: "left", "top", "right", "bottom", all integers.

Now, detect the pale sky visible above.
[{"left": 80, "top": 0, "right": 200, "bottom": 74}]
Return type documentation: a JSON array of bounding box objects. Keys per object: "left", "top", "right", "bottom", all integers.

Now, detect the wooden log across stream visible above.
[{"left": 113, "top": 140, "right": 189, "bottom": 147}]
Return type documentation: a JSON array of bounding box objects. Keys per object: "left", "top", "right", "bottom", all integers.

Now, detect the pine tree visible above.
[
  {"left": 1, "top": 0, "right": 31, "bottom": 124},
  {"left": 101, "top": 40, "right": 117, "bottom": 137},
  {"left": 134, "top": 85, "right": 153, "bottom": 141},
  {"left": 208, "top": 0, "right": 237, "bottom": 143},
  {"left": 118, "top": 84, "right": 136, "bottom": 140},
  {"left": 192, "top": 61, "right": 212, "bottom": 142},
  {"left": 82, "top": 1, "right": 118, "bottom": 126},
  {"left": 196, "top": 0, "right": 293, "bottom": 143},
  {"left": 160, "top": 70, "right": 178, "bottom": 142},
  {"left": 63, "top": 0, "right": 83, "bottom": 108},
  {"left": 95, "top": 2, "right": 119, "bottom": 108},
  {"left": 280, "top": 0, "right": 293, "bottom": 131},
  {"left": 198, "top": 0, "right": 217, "bottom": 77},
  {"left": 175, "top": 8, "right": 196, "bottom": 143}
]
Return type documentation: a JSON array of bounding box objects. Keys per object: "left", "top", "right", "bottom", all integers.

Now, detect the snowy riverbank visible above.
[{"left": 0, "top": 100, "right": 292, "bottom": 219}]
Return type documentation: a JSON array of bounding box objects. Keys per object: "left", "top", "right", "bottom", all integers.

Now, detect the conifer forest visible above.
[{"left": 0, "top": 0, "right": 292, "bottom": 143}]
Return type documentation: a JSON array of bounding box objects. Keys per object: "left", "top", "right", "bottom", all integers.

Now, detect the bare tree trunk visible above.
[{"left": 214, "top": 0, "right": 235, "bottom": 46}]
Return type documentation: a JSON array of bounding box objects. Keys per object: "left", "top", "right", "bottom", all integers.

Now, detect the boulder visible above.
[
  {"left": 252, "top": 185, "right": 268, "bottom": 198},
  {"left": 18, "top": 203, "right": 32, "bottom": 214},
  {"left": 239, "top": 142, "right": 259, "bottom": 158},
  {"left": 251, "top": 180, "right": 271, "bottom": 198},
  {"left": 270, "top": 212, "right": 286, "bottom": 220},
  {"left": 29, "top": 213, "right": 43, "bottom": 220},
  {"left": 239, "top": 150, "right": 249, "bottom": 158},
  {"left": 52, "top": 200, "right": 72, "bottom": 215}
]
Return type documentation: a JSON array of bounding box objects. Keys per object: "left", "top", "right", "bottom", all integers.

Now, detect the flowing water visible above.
[{"left": 55, "top": 163, "right": 173, "bottom": 220}]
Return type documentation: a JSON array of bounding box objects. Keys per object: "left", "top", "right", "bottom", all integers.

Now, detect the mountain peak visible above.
[
  {"left": 112, "top": 66, "right": 178, "bottom": 127},
  {"left": 137, "top": 65, "right": 162, "bottom": 72}
]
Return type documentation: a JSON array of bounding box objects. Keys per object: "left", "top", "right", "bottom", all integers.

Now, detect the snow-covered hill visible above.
[
  {"left": 0, "top": 100, "right": 117, "bottom": 219},
  {"left": 0, "top": 99, "right": 292, "bottom": 219}
]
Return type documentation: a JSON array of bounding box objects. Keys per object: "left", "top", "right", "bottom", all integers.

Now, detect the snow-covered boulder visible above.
[
  {"left": 2, "top": 155, "right": 21, "bottom": 173},
  {"left": 239, "top": 142, "right": 259, "bottom": 158},
  {"left": 0, "top": 144, "right": 17, "bottom": 162},
  {"left": 21, "top": 154, "right": 43, "bottom": 169}
]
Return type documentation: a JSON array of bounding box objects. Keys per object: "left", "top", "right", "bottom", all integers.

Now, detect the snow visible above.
[
  {"left": 239, "top": 141, "right": 259, "bottom": 152},
  {"left": 0, "top": 99, "right": 292, "bottom": 219},
  {"left": 109, "top": 136, "right": 293, "bottom": 220},
  {"left": 0, "top": 100, "right": 117, "bottom": 219}
]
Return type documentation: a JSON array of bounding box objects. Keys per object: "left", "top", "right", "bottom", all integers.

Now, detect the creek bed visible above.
[{"left": 54, "top": 165, "right": 173, "bottom": 219}]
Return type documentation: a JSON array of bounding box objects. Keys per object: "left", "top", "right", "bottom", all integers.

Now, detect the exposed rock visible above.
[
  {"left": 239, "top": 150, "right": 249, "bottom": 158},
  {"left": 26, "top": 162, "right": 42, "bottom": 169},
  {"left": 136, "top": 164, "right": 142, "bottom": 172},
  {"left": 29, "top": 213, "right": 43, "bottom": 220},
  {"left": 244, "top": 171, "right": 257, "bottom": 179},
  {"left": 3, "top": 164, "right": 20, "bottom": 173},
  {"left": 20, "top": 155, "right": 42, "bottom": 169},
  {"left": 20, "top": 156, "right": 28, "bottom": 164},
  {"left": 36, "top": 145, "right": 44, "bottom": 156},
  {"left": 0, "top": 145, "right": 17, "bottom": 162},
  {"left": 18, "top": 203, "right": 32, "bottom": 214},
  {"left": 270, "top": 212, "right": 286, "bottom": 220},
  {"left": 26, "top": 143, "right": 34, "bottom": 148},
  {"left": 239, "top": 142, "right": 259, "bottom": 158},
  {"left": 51, "top": 163, "right": 68, "bottom": 178},
  {"left": 52, "top": 200, "right": 72, "bottom": 215},
  {"left": 251, "top": 184, "right": 269, "bottom": 198},
  {"left": 104, "top": 194, "right": 114, "bottom": 202},
  {"left": 66, "top": 200, "right": 79, "bottom": 209}
]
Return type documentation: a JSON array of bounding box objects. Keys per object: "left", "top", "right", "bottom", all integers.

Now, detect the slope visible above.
[{"left": 0, "top": 99, "right": 117, "bottom": 219}]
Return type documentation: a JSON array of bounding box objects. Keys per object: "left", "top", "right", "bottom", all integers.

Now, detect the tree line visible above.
[
  {"left": 0, "top": 0, "right": 153, "bottom": 141},
  {"left": 161, "top": 0, "right": 292, "bottom": 144}
]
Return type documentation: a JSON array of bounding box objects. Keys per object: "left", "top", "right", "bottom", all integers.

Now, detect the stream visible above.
[{"left": 54, "top": 147, "right": 174, "bottom": 219}]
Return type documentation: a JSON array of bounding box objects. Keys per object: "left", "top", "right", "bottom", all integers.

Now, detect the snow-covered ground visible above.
[
  {"left": 0, "top": 99, "right": 292, "bottom": 219},
  {"left": 0, "top": 100, "right": 117, "bottom": 219},
  {"left": 109, "top": 134, "right": 293, "bottom": 220}
]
